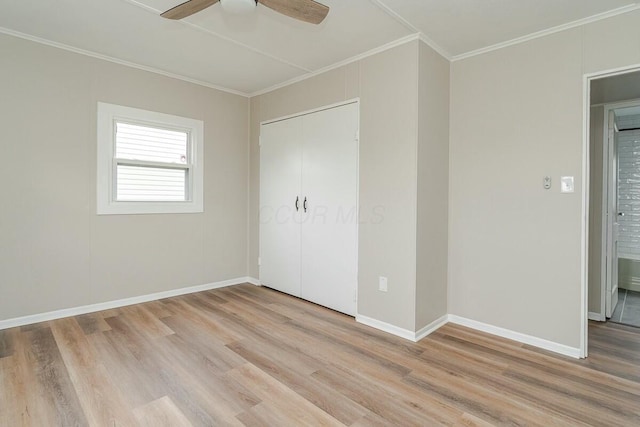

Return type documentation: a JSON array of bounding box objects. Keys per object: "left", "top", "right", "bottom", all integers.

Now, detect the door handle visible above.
[
  {"left": 295, "top": 196, "right": 299, "bottom": 211},
  {"left": 303, "top": 197, "right": 307, "bottom": 213},
  {"left": 618, "top": 212, "right": 625, "bottom": 216}
]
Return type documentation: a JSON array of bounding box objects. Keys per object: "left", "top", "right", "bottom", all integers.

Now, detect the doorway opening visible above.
[
  {"left": 585, "top": 67, "right": 640, "bottom": 355},
  {"left": 604, "top": 101, "right": 640, "bottom": 327}
]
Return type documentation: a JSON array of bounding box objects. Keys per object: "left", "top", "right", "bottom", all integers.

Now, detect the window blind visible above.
[
  {"left": 114, "top": 122, "right": 189, "bottom": 202},
  {"left": 116, "top": 165, "right": 186, "bottom": 201}
]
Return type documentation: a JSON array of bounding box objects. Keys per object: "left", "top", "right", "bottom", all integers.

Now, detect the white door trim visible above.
[{"left": 582, "top": 63, "right": 640, "bottom": 359}]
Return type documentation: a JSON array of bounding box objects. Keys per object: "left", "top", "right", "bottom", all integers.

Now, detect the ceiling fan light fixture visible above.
[{"left": 220, "top": 0, "right": 257, "bottom": 14}]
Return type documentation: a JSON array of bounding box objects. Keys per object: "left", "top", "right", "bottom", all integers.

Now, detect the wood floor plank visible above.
[
  {"left": 85, "top": 329, "right": 163, "bottom": 409},
  {"left": 104, "top": 315, "right": 241, "bottom": 427},
  {"left": 414, "top": 344, "right": 604, "bottom": 426},
  {"left": 0, "top": 328, "right": 15, "bottom": 358},
  {"left": 141, "top": 300, "right": 175, "bottom": 320},
  {"left": 227, "top": 333, "right": 322, "bottom": 377},
  {"left": 312, "top": 364, "right": 463, "bottom": 426},
  {"left": 133, "top": 396, "right": 194, "bottom": 427},
  {"left": 6, "top": 330, "right": 48, "bottom": 426},
  {"left": 457, "top": 412, "right": 499, "bottom": 427},
  {"left": 421, "top": 338, "right": 640, "bottom": 423},
  {"left": 97, "top": 319, "right": 173, "bottom": 399},
  {"left": 228, "top": 363, "right": 344, "bottom": 426},
  {"left": 214, "top": 302, "right": 414, "bottom": 383},
  {"left": 501, "top": 367, "right": 640, "bottom": 426},
  {"left": 160, "top": 315, "right": 247, "bottom": 373},
  {"left": 75, "top": 313, "right": 112, "bottom": 335},
  {"left": 155, "top": 333, "right": 262, "bottom": 416},
  {"left": 19, "top": 327, "right": 89, "bottom": 426},
  {"left": 227, "top": 338, "right": 368, "bottom": 425},
  {"left": 433, "top": 324, "right": 640, "bottom": 396},
  {"left": 2, "top": 284, "right": 640, "bottom": 426},
  {"left": 404, "top": 368, "right": 580, "bottom": 427},
  {"left": 119, "top": 305, "right": 175, "bottom": 340},
  {"left": 0, "top": 355, "right": 30, "bottom": 426},
  {"left": 162, "top": 296, "right": 244, "bottom": 345},
  {"left": 50, "top": 318, "right": 138, "bottom": 426}
]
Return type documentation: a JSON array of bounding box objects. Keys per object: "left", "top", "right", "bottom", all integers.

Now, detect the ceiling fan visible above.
[{"left": 161, "top": 0, "right": 329, "bottom": 24}]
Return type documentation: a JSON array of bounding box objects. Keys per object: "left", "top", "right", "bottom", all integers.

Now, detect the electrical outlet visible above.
[{"left": 379, "top": 276, "right": 388, "bottom": 292}]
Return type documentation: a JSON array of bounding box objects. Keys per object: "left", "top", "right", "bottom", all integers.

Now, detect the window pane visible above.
[
  {"left": 116, "top": 122, "right": 188, "bottom": 164},
  {"left": 116, "top": 165, "right": 186, "bottom": 201}
]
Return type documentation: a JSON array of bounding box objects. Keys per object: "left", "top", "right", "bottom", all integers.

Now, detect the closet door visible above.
[
  {"left": 259, "top": 117, "right": 303, "bottom": 296},
  {"left": 301, "top": 103, "right": 359, "bottom": 315}
]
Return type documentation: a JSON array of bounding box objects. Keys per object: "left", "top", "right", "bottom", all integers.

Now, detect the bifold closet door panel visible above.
[
  {"left": 259, "top": 117, "right": 303, "bottom": 297},
  {"left": 300, "top": 103, "right": 358, "bottom": 316}
]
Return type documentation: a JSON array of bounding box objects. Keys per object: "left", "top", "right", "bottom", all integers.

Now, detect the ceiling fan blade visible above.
[
  {"left": 259, "top": 0, "right": 329, "bottom": 24},
  {"left": 161, "top": 0, "right": 219, "bottom": 20}
]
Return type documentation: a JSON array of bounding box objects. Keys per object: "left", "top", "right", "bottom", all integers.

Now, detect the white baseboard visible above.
[
  {"left": 356, "top": 313, "right": 448, "bottom": 342},
  {"left": 588, "top": 311, "right": 606, "bottom": 321},
  {"left": 2, "top": 276, "right": 582, "bottom": 361},
  {"left": 356, "top": 314, "right": 416, "bottom": 341},
  {"left": 355, "top": 312, "right": 580, "bottom": 359},
  {"left": 245, "top": 277, "right": 261, "bottom": 286},
  {"left": 0, "top": 276, "right": 258, "bottom": 331},
  {"left": 447, "top": 315, "right": 581, "bottom": 359},
  {"left": 415, "top": 315, "right": 449, "bottom": 341}
]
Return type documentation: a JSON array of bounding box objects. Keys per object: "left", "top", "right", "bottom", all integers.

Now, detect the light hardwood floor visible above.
[{"left": 1, "top": 283, "right": 639, "bottom": 426}]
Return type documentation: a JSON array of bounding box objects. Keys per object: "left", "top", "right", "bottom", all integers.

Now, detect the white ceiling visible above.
[{"left": 0, "top": 0, "right": 638, "bottom": 95}]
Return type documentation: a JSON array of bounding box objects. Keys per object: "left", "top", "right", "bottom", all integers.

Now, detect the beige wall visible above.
[
  {"left": 357, "top": 43, "right": 419, "bottom": 330},
  {"left": 416, "top": 42, "right": 450, "bottom": 329},
  {"left": 591, "top": 71, "right": 640, "bottom": 105},
  {"left": 450, "top": 11, "right": 640, "bottom": 348},
  {"left": 250, "top": 41, "right": 449, "bottom": 331},
  {"left": 588, "top": 106, "right": 604, "bottom": 315},
  {"left": 0, "top": 34, "right": 249, "bottom": 321}
]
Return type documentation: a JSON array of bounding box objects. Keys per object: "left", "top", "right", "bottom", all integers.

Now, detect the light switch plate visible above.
[{"left": 561, "top": 176, "right": 574, "bottom": 193}]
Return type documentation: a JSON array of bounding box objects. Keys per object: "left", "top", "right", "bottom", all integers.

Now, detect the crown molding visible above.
[
  {"left": 369, "top": 0, "right": 452, "bottom": 60},
  {"left": 0, "top": 26, "right": 250, "bottom": 97},
  {"left": 250, "top": 33, "right": 422, "bottom": 97},
  {"left": 452, "top": 4, "right": 640, "bottom": 62}
]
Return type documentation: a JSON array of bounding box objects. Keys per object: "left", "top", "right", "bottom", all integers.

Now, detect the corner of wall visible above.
[
  {"left": 414, "top": 39, "right": 451, "bottom": 332},
  {"left": 246, "top": 95, "right": 253, "bottom": 278}
]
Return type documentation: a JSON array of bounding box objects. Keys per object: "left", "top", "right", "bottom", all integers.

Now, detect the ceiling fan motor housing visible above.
[{"left": 220, "top": 0, "right": 258, "bottom": 14}]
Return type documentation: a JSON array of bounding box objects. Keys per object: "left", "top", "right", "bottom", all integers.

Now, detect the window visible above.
[{"left": 97, "top": 103, "right": 203, "bottom": 214}]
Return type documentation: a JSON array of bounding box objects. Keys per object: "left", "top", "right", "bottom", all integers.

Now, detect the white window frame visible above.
[{"left": 97, "top": 102, "right": 204, "bottom": 215}]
